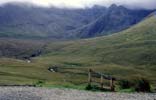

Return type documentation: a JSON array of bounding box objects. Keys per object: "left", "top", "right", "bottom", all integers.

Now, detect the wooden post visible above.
[
  {"left": 110, "top": 78, "right": 115, "bottom": 91},
  {"left": 88, "top": 69, "right": 92, "bottom": 85},
  {"left": 100, "top": 75, "right": 104, "bottom": 89}
]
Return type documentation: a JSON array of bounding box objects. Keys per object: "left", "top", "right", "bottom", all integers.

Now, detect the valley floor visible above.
[{"left": 0, "top": 87, "right": 155, "bottom": 100}]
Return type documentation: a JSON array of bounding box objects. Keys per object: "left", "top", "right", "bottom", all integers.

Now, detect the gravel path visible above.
[{"left": 0, "top": 87, "right": 155, "bottom": 100}]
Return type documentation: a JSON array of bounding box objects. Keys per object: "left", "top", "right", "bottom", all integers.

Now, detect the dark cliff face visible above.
[
  {"left": 0, "top": 4, "right": 107, "bottom": 39},
  {"left": 74, "top": 4, "right": 155, "bottom": 38},
  {"left": 0, "top": 3, "right": 154, "bottom": 39}
]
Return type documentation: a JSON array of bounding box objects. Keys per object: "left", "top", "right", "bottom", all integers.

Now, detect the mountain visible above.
[
  {"left": 0, "top": 13, "right": 155, "bottom": 86},
  {"left": 73, "top": 4, "right": 154, "bottom": 38},
  {"left": 0, "top": 3, "right": 154, "bottom": 39},
  {"left": 0, "top": 3, "right": 106, "bottom": 39}
]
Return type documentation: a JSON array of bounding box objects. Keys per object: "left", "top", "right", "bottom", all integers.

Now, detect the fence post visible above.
[
  {"left": 110, "top": 78, "right": 115, "bottom": 91},
  {"left": 88, "top": 69, "right": 92, "bottom": 85},
  {"left": 100, "top": 75, "right": 104, "bottom": 89}
]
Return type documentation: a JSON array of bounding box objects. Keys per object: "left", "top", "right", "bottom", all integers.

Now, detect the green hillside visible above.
[
  {"left": 0, "top": 15, "right": 156, "bottom": 88},
  {"left": 41, "top": 15, "right": 156, "bottom": 67}
]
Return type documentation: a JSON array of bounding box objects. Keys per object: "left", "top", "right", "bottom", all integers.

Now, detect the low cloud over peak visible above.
[{"left": 0, "top": 0, "right": 156, "bottom": 9}]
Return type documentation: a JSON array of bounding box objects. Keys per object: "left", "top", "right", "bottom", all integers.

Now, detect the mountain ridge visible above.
[
  {"left": 0, "top": 3, "right": 154, "bottom": 39},
  {"left": 72, "top": 5, "right": 155, "bottom": 38}
]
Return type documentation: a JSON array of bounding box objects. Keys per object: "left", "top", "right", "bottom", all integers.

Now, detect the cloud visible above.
[{"left": 0, "top": 0, "right": 156, "bottom": 9}]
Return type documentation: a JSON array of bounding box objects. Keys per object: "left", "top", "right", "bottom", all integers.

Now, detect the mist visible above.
[{"left": 0, "top": 0, "right": 156, "bottom": 9}]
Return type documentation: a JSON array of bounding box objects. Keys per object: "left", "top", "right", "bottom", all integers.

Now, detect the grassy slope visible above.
[
  {"left": 0, "top": 16, "right": 156, "bottom": 88},
  {"left": 0, "top": 38, "right": 45, "bottom": 58}
]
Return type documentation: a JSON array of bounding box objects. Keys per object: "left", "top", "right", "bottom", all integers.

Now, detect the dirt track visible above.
[{"left": 0, "top": 87, "right": 155, "bottom": 100}]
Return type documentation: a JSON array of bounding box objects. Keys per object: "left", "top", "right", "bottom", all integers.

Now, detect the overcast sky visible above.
[{"left": 0, "top": 0, "right": 156, "bottom": 9}]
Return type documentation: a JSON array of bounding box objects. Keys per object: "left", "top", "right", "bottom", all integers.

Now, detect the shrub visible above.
[
  {"left": 35, "top": 80, "right": 45, "bottom": 87},
  {"left": 85, "top": 84, "right": 99, "bottom": 91},
  {"left": 85, "top": 84, "right": 92, "bottom": 90},
  {"left": 134, "top": 78, "right": 151, "bottom": 92},
  {"left": 118, "top": 80, "right": 131, "bottom": 89}
]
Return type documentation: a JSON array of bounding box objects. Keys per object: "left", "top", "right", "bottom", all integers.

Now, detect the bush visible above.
[
  {"left": 134, "top": 78, "right": 151, "bottom": 92},
  {"left": 85, "top": 84, "right": 92, "bottom": 90},
  {"left": 85, "top": 84, "right": 99, "bottom": 91},
  {"left": 118, "top": 80, "right": 131, "bottom": 89},
  {"left": 35, "top": 80, "right": 45, "bottom": 87},
  {"left": 117, "top": 78, "right": 151, "bottom": 92}
]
